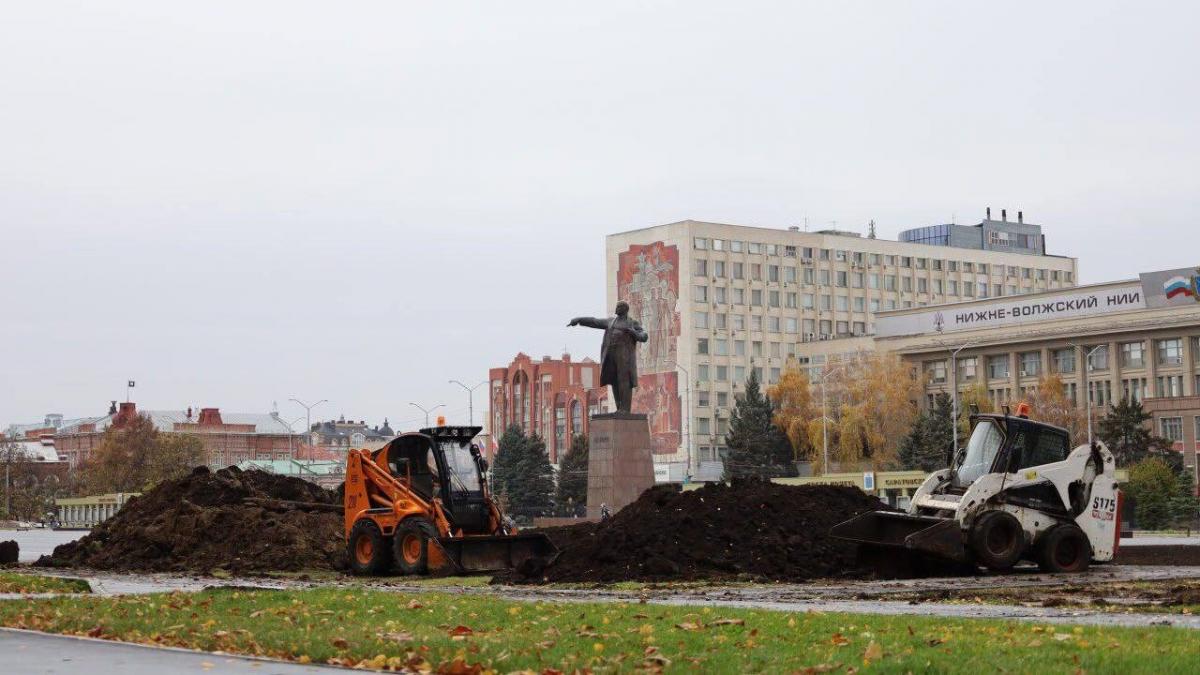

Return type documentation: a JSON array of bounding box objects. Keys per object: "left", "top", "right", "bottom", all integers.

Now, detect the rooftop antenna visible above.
[
  {"left": 868, "top": 220, "right": 877, "bottom": 239},
  {"left": 804, "top": 217, "right": 809, "bottom": 232}
]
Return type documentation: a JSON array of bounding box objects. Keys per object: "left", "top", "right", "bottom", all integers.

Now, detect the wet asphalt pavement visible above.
[
  {"left": 0, "top": 628, "right": 340, "bottom": 674},
  {"left": 12, "top": 563, "right": 1200, "bottom": 629}
]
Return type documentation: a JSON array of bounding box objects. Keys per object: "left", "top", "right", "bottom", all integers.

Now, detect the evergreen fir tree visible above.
[
  {"left": 898, "top": 393, "right": 955, "bottom": 472},
  {"left": 555, "top": 434, "right": 589, "bottom": 516},
  {"left": 490, "top": 424, "right": 527, "bottom": 503},
  {"left": 508, "top": 429, "right": 554, "bottom": 514},
  {"left": 723, "top": 369, "right": 796, "bottom": 480},
  {"left": 1098, "top": 398, "right": 1177, "bottom": 468}
]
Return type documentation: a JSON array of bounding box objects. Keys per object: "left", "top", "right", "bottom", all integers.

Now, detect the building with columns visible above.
[
  {"left": 55, "top": 493, "right": 138, "bottom": 529},
  {"left": 875, "top": 266, "right": 1200, "bottom": 490}
]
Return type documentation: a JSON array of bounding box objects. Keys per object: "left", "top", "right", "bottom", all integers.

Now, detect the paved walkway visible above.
[{"left": 0, "top": 628, "right": 340, "bottom": 674}]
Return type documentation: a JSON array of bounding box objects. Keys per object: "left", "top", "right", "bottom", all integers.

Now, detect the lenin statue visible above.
[{"left": 567, "top": 301, "right": 649, "bottom": 414}]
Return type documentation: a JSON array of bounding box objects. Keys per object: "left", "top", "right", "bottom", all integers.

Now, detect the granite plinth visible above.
[{"left": 587, "top": 414, "right": 655, "bottom": 518}]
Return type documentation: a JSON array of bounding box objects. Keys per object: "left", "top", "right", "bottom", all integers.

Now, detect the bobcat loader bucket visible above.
[
  {"left": 831, "top": 511, "right": 969, "bottom": 564},
  {"left": 434, "top": 532, "right": 559, "bottom": 574}
]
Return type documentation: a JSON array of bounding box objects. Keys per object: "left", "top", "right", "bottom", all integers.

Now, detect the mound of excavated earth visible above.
[
  {"left": 524, "top": 480, "right": 887, "bottom": 583},
  {"left": 38, "top": 466, "right": 346, "bottom": 573}
]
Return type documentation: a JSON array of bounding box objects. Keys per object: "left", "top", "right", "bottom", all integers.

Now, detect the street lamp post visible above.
[
  {"left": 283, "top": 415, "right": 304, "bottom": 459},
  {"left": 410, "top": 402, "right": 445, "bottom": 427},
  {"left": 289, "top": 398, "right": 328, "bottom": 441},
  {"left": 818, "top": 364, "right": 844, "bottom": 475},
  {"left": 1070, "top": 343, "right": 1104, "bottom": 446},
  {"left": 944, "top": 341, "right": 977, "bottom": 460},
  {"left": 674, "top": 363, "right": 693, "bottom": 481},
  {"left": 449, "top": 380, "right": 487, "bottom": 425}
]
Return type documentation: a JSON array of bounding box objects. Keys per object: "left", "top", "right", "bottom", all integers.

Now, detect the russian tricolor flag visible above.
[{"left": 1163, "top": 275, "right": 1195, "bottom": 299}]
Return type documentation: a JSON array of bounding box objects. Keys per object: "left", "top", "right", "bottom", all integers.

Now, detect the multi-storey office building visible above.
[
  {"left": 875, "top": 266, "right": 1200, "bottom": 491},
  {"left": 899, "top": 210, "right": 1046, "bottom": 256},
  {"left": 604, "top": 219, "right": 1078, "bottom": 480}
]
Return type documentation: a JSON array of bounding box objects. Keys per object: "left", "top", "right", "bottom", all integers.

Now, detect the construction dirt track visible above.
[{"left": 31, "top": 470, "right": 1200, "bottom": 584}]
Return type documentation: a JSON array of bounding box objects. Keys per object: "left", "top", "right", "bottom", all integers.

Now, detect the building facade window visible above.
[
  {"left": 1053, "top": 348, "right": 1076, "bottom": 374},
  {"left": 959, "top": 357, "right": 978, "bottom": 382},
  {"left": 1087, "top": 345, "right": 1109, "bottom": 371},
  {"left": 925, "top": 360, "right": 947, "bottom": 384},
  {"left": 1157, "top": 375, "right": 1184, "bottom": 398},
  {"left": 987, "top": 355, "right": 1010, "bottom": 380},
  {"left": 1161, "top": 416, "right": 1183, "bottom": 443},
  {"left": 1120, "top": 341, "right": 1144, "bottom": 368},
  {"left": 1122, "top": 377, "right": 1148, "bottom": 402},
  {"left": 1157, "top": 338, "right": 1183, "bottom": 366},
  {"left": 1020, "top": 352, "right": 1041, "bottom": 377}
]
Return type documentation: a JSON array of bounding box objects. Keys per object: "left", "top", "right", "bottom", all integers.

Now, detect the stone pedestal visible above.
[{"left": 587, "top": 413, "right": 655, "bottom": 518}]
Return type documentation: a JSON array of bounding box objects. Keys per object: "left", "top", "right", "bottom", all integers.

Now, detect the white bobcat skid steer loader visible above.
[{"left": 832, "top": 404, "right": 1121, "bottom": 573}]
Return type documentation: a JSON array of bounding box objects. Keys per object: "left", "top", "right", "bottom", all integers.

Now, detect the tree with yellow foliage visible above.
[
  {"left": 820, "top": 352, "right": 923, "bottom": 471},
  {"left": 766, "top": 359, "right": 817, "bottom": 463},
  {"left": 1026, "top": 373, "right": 1086, "bottom": 444},
  {"left": 957, "top": 382, "right": 995, "bottom": 438}
]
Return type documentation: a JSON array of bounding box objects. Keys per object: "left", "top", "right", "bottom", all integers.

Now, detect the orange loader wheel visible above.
[
  {"left": 393, "top": 517, "right": 435, "bottom": 575},
  {"left": 348, "top": 519, "right": 392, "bottom": 576}
]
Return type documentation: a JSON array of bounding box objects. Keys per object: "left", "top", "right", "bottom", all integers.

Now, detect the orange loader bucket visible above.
[{"left": 435, "top": 533, "right": 558, "bottom": 574}]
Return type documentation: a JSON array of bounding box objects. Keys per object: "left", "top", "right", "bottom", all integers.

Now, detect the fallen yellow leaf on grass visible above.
[
  {"left": 675, "top": 622, "right": 702, "bottom": 631},
  {"left": 831, "top": 633, "right": 851, "bottom": 646},
  {"left": 712, "top": 618, "right": 745, "bottom": 626},
  {"left": 863, "top": 641, "right": 883, "bottom": 661}
]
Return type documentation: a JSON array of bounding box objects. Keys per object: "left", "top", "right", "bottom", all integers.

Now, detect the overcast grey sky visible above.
[{"left": 3, "top": 2, "right": 1198, "bottom": 430}]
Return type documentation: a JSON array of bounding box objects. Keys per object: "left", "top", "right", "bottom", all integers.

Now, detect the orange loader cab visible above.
[{"left": 343, "top": 425, "right": 555, "bottom": 576}]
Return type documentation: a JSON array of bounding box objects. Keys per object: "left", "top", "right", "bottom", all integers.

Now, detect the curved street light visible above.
[
  {"left": 449, "top": 380, "right": 487, "bottom": 425},
  {"left": 410, "top": 402, "right": 445, "bottom": 427}
]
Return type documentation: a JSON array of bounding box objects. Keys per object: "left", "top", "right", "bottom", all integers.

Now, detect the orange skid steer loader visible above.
[{"left": 343, "top": 425, "right": 557, "bottom": 575}]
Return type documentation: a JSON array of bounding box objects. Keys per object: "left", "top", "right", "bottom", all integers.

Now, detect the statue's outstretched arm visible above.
[{"left": 567, "top": 317, "right": 608, "bottom": 329}]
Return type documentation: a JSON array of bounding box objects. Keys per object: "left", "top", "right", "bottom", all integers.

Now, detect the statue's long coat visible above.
[{"left": 574, "top": 316, "right": 648, "bottom": 389}]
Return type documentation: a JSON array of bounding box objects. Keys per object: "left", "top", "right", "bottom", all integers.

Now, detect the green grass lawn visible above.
[
  {"left": 0, "top": 571, "right": 90, "bottom": 594},
  {"left": 1, "top": 587, "right": 1198, "bottom": 673}
]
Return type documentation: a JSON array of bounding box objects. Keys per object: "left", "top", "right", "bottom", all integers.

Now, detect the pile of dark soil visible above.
[
  {"left": 37, "top": 466, "right": 346, "bottom": 573},
  {"left": 520, "top": 480, "right": 887, "bottom": 583},
  {"left": 0, "top": 540, "right": 17, "bottom": 565}
]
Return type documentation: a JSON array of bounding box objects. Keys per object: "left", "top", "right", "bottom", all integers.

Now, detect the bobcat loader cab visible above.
[
  {"left": 343, "top": 424, "right": 555, "bottom": 576},
  {"left": 832, "top": 404, "right": 1122, "bottom": 573}
]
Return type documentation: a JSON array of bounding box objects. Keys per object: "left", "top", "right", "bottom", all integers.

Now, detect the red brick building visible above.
[
  {"left": 55, "top": 401, "right": 301, "bottom": 468},
  {"left": 488, "top": 353, "right": 607, "bottom": 463}
]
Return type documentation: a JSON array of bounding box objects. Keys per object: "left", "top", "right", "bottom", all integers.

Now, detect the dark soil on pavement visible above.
[
  {"left": 513, "top": 479, "right": 888, "bottom": 583},
  {"left": 1114, "top": 545, "right": 1200, "bottom": 566},
  {"left": 36, "top": 466, "right": 346, "bottom": 573}
]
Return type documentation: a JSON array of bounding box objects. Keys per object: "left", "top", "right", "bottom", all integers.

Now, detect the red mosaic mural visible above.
[{"left": 618, "top": 242, "right": 681, "bottom": 456}]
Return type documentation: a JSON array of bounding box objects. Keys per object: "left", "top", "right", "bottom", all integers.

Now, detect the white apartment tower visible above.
[{"left": 604, "top": 218, "right": 1078, "bottom": 480}]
